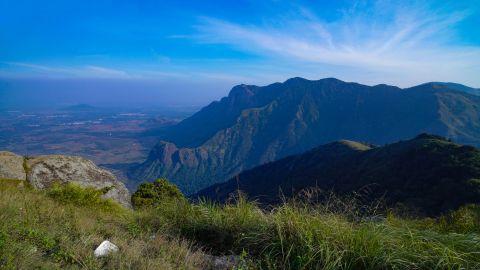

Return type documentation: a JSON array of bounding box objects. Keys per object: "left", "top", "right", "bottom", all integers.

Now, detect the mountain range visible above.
[
  {"left": 129, "top": 77, "right": 480, "bottom": 194},
  {"left": 196, "top": 134, "right": 480, "bottom": 215}
]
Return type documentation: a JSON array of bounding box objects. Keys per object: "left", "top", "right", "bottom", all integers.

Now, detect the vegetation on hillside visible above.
[
  {"left": 143, "top": 193, "right": 480, "bottom": 269},
  {"left": 198, "top": 134, "right": 480, "bottom": 216},
  {"left": 132, "top": 178, "right": 185, "bottom": 208},
  {"left": 0, "top": 180, "right": 206, "bottom": 269},
  {"left": 2, "top": 179, "right": 480, "bottom": 269}
]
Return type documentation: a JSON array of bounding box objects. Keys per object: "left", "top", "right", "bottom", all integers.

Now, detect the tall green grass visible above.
[
  {"left": 1, "top": 180, "right": 480, "bottom": 269},
  {"left": 138, "top": 194, "right": 480, "bottom": 270}
]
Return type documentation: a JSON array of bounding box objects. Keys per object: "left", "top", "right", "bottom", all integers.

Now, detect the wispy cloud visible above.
[
  {"left": 83, "top": 65, "right": 129, "bottom": 78},
  {"left": 193, "top": 1, "right": 480, "bottom": 86},
  {"left": 2, "top": 1, "right": 478, "bottom": 88},
  {"left": 0, "top": 61, "right": 264, "bottom": 85},
  {"left": 2, "top": 62, "right": 132, "bottom": 79},
  {"left": 5, "top": 62, "right": 74, "bottom": 74}
]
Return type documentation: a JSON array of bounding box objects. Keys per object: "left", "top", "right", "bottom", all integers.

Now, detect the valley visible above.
[{"left": 0, "top": 106, "right": 196, "bottom": 187}]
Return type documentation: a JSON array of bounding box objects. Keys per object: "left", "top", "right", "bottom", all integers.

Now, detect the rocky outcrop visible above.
[
  {"left": 0, "top": 151, "right": 26, "bottom": 180},
  {"left": 27, "top": 155, "right": 131, "bottom": 207},
  {"left": 0, "top": 151, "right": 131, "bottom": 207}
]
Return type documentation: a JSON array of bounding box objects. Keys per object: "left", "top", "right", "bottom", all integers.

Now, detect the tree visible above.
[{"left": 132, "top": 178, "right": 185, "bottom": 208}]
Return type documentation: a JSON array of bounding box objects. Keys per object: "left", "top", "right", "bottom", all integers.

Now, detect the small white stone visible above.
[{"left": 94, "top": 240, "right": 119, "bottom": 258}]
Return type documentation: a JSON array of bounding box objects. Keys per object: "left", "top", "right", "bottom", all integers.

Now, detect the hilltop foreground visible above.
[{"left": 1, "top": 180, "right": 480, "bottom": 269}]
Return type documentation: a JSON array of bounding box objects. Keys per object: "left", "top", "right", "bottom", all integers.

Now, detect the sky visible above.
[{"left": 1, "top": 0, "right": 480, "bottom": 107}]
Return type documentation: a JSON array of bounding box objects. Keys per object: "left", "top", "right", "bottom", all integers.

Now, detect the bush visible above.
[{"left": 132, "top": 178, "right": 185, "bottom": 208}]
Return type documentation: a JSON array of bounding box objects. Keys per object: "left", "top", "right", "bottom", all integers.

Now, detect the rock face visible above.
[
  {"left": 0, "top": 151, "right": 131, "bottom": 207},
  {"left": 0, "top": 151, "right": 26, "bottom": 180},
  {"left": 27, "top": 155, "right": 131, "bottom": 207}
]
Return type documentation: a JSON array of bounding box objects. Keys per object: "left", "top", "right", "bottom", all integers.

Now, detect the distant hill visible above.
[
  {"left": 61, "top": 103, "right": 97, "bottom": 111},
  {"left": 130, "top": 78, "right": 480, "bottom": 194},
  {"left": 196, "top": 134, "right": 480, "bottom": 215}
]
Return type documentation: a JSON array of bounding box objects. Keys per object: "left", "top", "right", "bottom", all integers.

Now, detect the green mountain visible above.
[
  {"left": 130, "top": 78, "right": 480, "bottom": 194},
  {"left": 196, "top": 134, "right": 480, "bottom": 215}
]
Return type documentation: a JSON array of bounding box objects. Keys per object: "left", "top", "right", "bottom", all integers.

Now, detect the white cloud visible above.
[
  {"left": 0, "top": 61, "right": 265, "bottom": 85},
  {"left": 83, "top": 66, "right": 129, "bottom": 78},
  {"left": 2, "top": 62, "right": 132, "bottom": 79},
  {"left": 3, "top": 2, "right": 479, "bottom": 88},
  {"left": 193, "top": 2, "right": 480, "bottom": 87}
]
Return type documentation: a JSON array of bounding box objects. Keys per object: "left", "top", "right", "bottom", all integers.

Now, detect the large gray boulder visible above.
[
  {"left": 26, "top": 155, "right": 131, "bottom": 207},
  {"left": 0, "top": 151, "right": 26, "bottom": 180},
  {"left": 0, "top": 151, "right": 131, "bottom": 207}
]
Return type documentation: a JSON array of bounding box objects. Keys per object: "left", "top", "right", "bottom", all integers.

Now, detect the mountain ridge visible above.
[
  {"left": 130, "top": 78, "right": 480, "bottom": 194},
  {"left": 196, "top": 134, "right": 480, "bottom": 215}
]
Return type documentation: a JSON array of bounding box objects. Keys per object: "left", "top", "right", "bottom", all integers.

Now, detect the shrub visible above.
[{"left": 132, "top": 178, "right": 185, "bottom": 208}]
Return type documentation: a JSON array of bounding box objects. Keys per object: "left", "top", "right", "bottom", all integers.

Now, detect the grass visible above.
[
  {"left": 1, "top": 181, "right": 480, "bottom": 269},
  {"left": 139, "top": 194, "right": 480, "bottom": 270},
  {"left": 0, "top": 181, "right": 207, "bottom": 269},
  {"left": 46, "top": 182, "right": 124, "bottom": 213}
]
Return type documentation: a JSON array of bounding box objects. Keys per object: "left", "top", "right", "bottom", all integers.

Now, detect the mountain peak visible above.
[
  {"left": 284, "top": 77, "right": 309, "bottom": 84},
  {"left": 228, "top": 84, "right": 256, "bottom": 98},
  {"left": 319, "top": 77, "right": 343, "bottom": 83},
  {"left": 414, "top": 133, "right": 448, "bottom": 141},
  {"left": 283, "top": 77, "right": 344, "bottom": 85}
]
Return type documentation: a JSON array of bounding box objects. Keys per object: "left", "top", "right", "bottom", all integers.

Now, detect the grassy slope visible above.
[
  {"left": 1, "top": 180, "right": 480, "bottom": 269},
  {"left": 0, "top": 180, "right": 206, "bottom": 269},
  {"left": 144, "top": 196, "right": 480, "bottom": 270}
]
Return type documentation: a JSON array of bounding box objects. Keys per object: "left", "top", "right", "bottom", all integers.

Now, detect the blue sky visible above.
[{"left": 1, "top": 0, "right": 480, "bottom": 103}]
